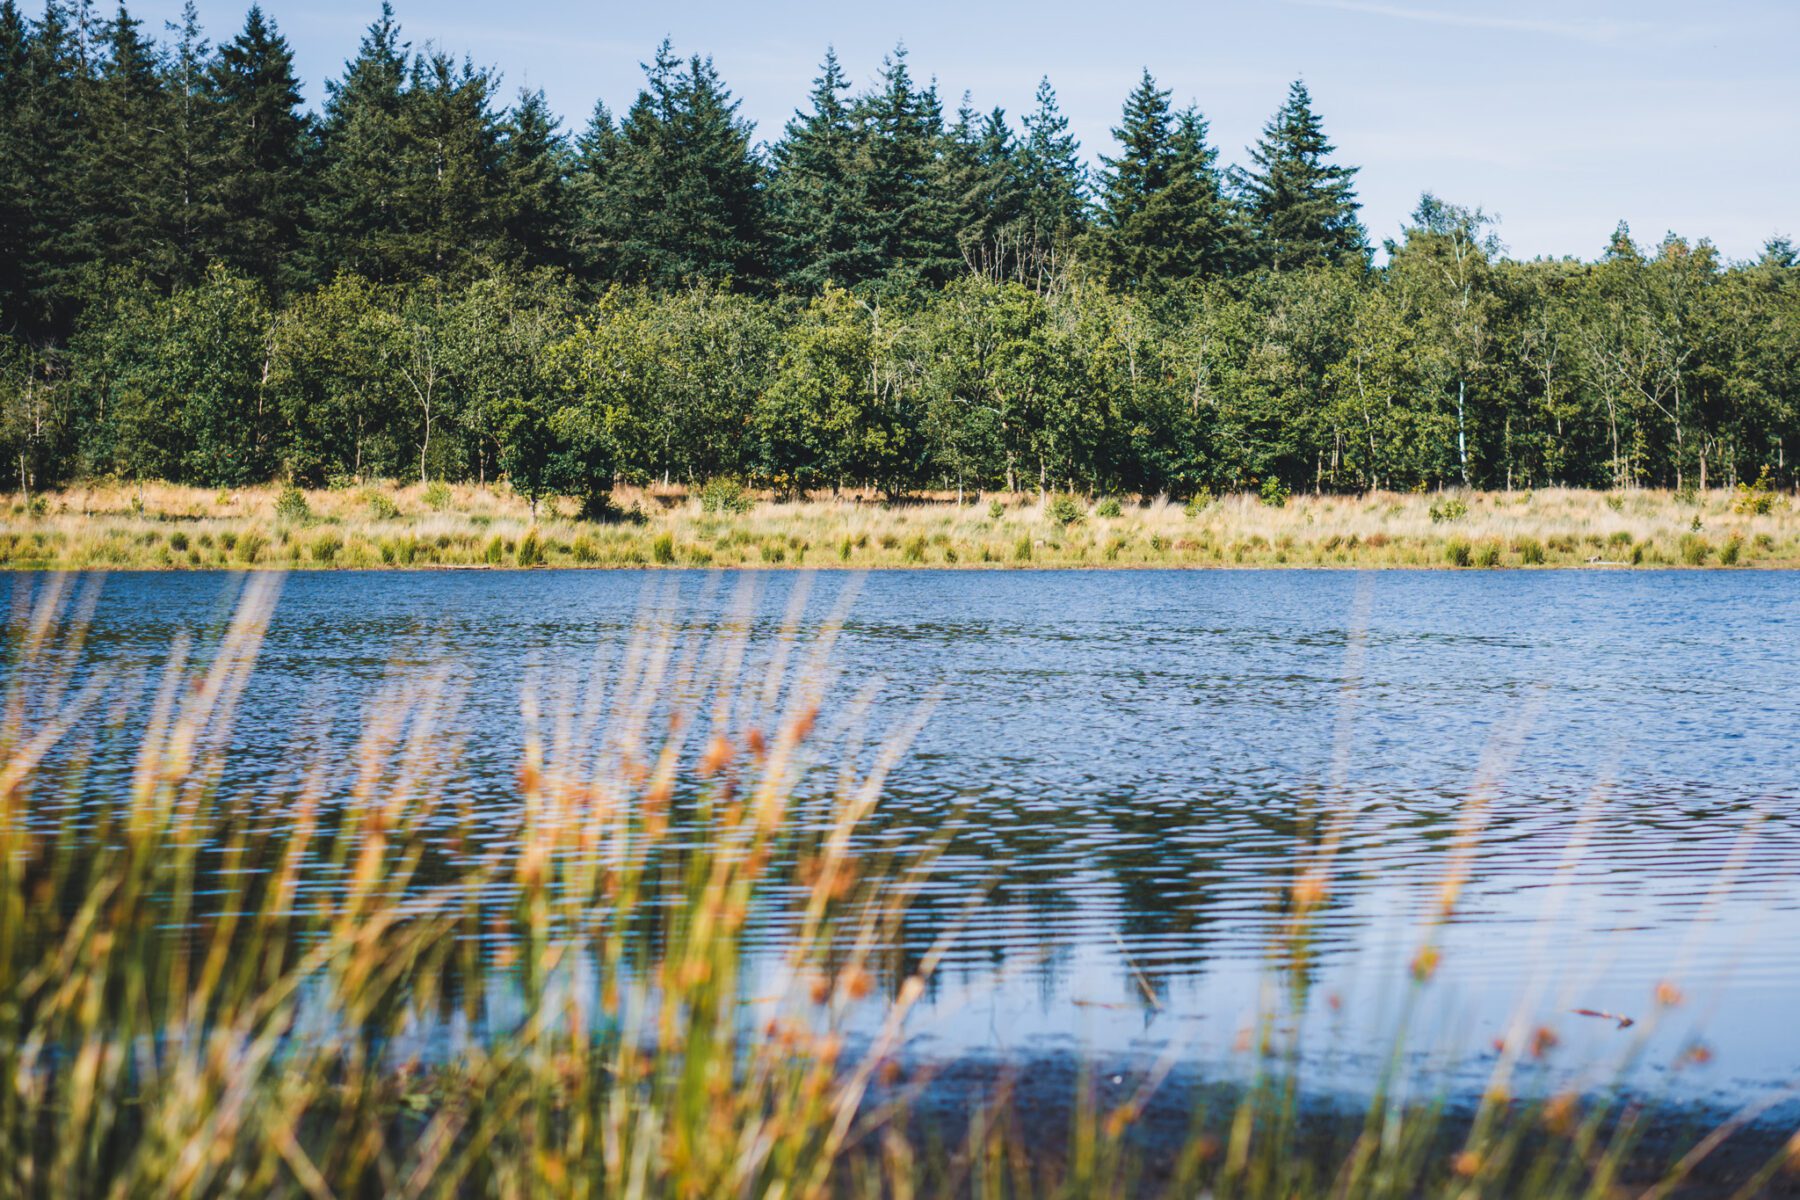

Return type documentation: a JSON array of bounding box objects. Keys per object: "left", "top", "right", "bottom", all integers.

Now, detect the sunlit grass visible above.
[{"left": 3, "top": 481, "right": 1798, "bottom": 570}]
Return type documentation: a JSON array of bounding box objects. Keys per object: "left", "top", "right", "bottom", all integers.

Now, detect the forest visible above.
[{"left": 1, "top": 1, "right": 1796, "bottom": 504}]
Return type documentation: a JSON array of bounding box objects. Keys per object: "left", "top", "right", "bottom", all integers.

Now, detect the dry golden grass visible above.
[{"left": 3, "top": 481, "right": 1797, "bottom": 569}]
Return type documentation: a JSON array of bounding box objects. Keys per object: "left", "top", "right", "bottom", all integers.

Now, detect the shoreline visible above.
[{"left": 4, "top": 481, "right": 1797, "bottom": 571}]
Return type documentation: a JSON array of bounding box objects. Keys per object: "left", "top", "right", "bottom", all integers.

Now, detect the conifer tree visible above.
[
  {"left": 1016, "top": 77, "right": 1087, "bottom": 274},
  {"left": 393, "top": 49, "right": 508, "bottom": 280},
  {"left": 849, "top": 46, "right": 958, "bottom": 289},
  {"left": 85, "top": 5, "right": 169, "bottom": 284},
  {"left": 1094, "top": 71, "right": 1232, "bottom": 288},
  {"left": 308, "top": 2, "right": 408, "bottom": 282},
  {"left": 161, "top": 1, "right": 216, "bottom": 287},
  {"left": 1235, "top": 79, "right": 1367, "bottom": 271},
  {"left": 500, "top": 88, "right": 573, "bottom": 271},
  {"left": 206, "top": 5, "right": 308, "bottom": 295},
  {"left": 767, "top": 48, "right": 870, "bottom": 291},
  {"left": 568, "top": 98, "right": 616, "bottom": 282},
  {"left": 942, "top": 101, "right": 1026, "bottom": 280},
  {"left": 586, "top": 42, "right": 768, "bottom": 288}
]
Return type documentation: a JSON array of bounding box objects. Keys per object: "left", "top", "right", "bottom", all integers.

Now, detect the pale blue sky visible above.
[{"left": 139, "top": 0, "right": 1796, "bottom": 261}]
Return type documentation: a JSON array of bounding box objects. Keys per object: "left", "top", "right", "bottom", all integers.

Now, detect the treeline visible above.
[{"left": 1, "top": 2, "right": 1796, "bottom": 500}]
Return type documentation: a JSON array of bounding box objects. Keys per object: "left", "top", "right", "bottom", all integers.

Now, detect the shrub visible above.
[
  {"left": 423, "top": 480, "right": 453, "bottom": 511},
  {"left": 901, "top": 534, "right": 928, "bottom": 563},
  {"left": 27, "top": 494, "right": 47, "bottom": 516},
  {"left": 1048, "top": 494, "right": 1085, "bottom": 526},
  {"left": 1183, "top": 488, "right": 1213, "bottom": 518},
  {"left": 1632, "top": 542, "right": 1649, "bottom": 565},
  {"left": 310, "top": 532, "right": 343, "bottom": 565},
  {"left": 517, "top": 529, "right": 544, "bottom": 567},
  {"left": 987, "top": 499, "right": 1005, "bottom": 520},
  {"left": 484, "top": 535, "right": 506, "bottom": 564},
  {"left": 1149, "top": 534, "right": 1169, "bottom": 552},
  {"left": 1444, "top": 538, "right": 1472, "bottom": 567},
  {"left": 571, "top": 535, "right": 598, "bottom": 563},
  {"left": 838, "top": 536, "right": 854, "bottom": 561},
  {"left": 235, "top": 529, "right": 268, "bottom": 564},
  {"left": 274, "top": 486, "right": 310, "bottom": 525},
  {"left": 1515, "top": 537, "right": 1545, "bottom": 565},
  {"left": 168, "top": 531, "right": 189, "bottom": 553},
  {"left": 1475, "top": 541, "right": 1502, "bottom": 568},
  {"left": 1754, "top": 533, "right": 1775, "bottom": 551},
  {"left": 1719, "top": 535, "right": 1743, "bottom": 565},
  {"left": 219, "top": 531, "right": 239, "bottom": 552},
  {"left": 651, "top": 532, "right": 675, "bottom": 564},
  {"left": 1259, "top": 477, "right": 1289, "bottom": 508},
  {"left": 1731, "top": 467, "right": 1779, "bottom": 515},
  {"left": 1429, "top": 497, "right": 1469, "bottom": 524},
  {"left": 1605, "top": 492, "right": 1625, "bottom": 512},
  {"left": 1607, "top": 530, "right": 1634, "bottom": 547},
  {"left": 364, "top": 490, "right": 401, "bottom": 521},
  {"left": 759, "top": 540, "right": 786, "bottom": 564},
  {"left": 1094, "top": 496, "right": 1123, "bottom": 519},
  {"left": 700, "top": 477, "right": 753, "bottom": 515},
  {"left": 1013, "top": 535, "right": 1032, "bottom": 562},
  {"left": 1679, "top": 533, "right": 1711, "bottom": 565}
]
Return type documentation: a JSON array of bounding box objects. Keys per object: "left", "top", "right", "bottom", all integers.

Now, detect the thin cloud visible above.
[{"left": 1285, "top": 0, "right": 1641, "bottom": 44}]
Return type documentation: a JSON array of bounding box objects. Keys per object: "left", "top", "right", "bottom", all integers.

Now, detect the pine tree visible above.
[
  {"left": 161, "top": 1, "right": 216, "bottom": 287},
  {"left": 500, "top": 88, "right": 573, "bottom": 271},
  {"left": 568, "top": 98, "right": 616, "bottom": 282},
  {"left": 1017, "top": 77, "right": 1087, "bottom": 275},
  {"left": 1094, "top": 71, "right": 1232, "bottom": 288},
  {"left": 1235, "top": 79, "right": 1366, "bottom": 272},
  {"left": 587, "top": 41, "right": 768, "bottom": 289},
  {"left": 308, "top": 2, "right": 408, "bottom": 282},
  {"left": 767, "top": 48, "right": 871, "bottom": 291},
  {"left": 206, "top": 5, "right": 308, "bottom": 295},
  {"left": 0, "top": 0, "right": 37, "bottom": 329},
  {"left": 942, "top": 101, "right": 1025, "bottom": 280},
  {"left": 849, "top": 46, "right": 958, "bottom": 289}
]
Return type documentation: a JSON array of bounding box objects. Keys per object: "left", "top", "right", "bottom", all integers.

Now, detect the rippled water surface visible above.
[{"left": 10, "top": 568, "right": 1799, "bottom": 1103}]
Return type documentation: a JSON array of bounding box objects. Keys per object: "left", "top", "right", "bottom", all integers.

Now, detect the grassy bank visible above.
[
  {"left": 3, "top": 480, "right": 1799, "bottom": 571},
  {"left": 3, "top": 574, "right": 1794, "bottom": 1197}
]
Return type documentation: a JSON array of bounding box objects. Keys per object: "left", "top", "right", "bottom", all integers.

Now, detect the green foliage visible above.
[
  {"left": 1429, "top": 497, "right": 1468, "bottom": 523},
  {"left": 1260, "top": 478, "right": 1290, "bottom": 508},
  {"left": 987, "top": 499, "right": 1005, "bottom": 520},
  {"left": 700, "top": 476, "right": 753, "bottom": 514},
  {"left": 424, "top": 480, "right": 452, "bottom": 510},
  {"left": 1444, "top": 538, "right": 1472, "bottom": 567},
  {"left": 1605, "top": 493, "right": 1625, "bottom": 512},
  {"left": 901, "top": 534, "right": 927, "bottom": 562},
  {"left": 1731, "top": 467, "right": 1779, "bottom": 515},
  {"left": 1048, "top": 494, "right": 1085, "bottom": 525},
  {"left": 1719, "top": 534, "right": 1743, "bottom": 565},
  {"left": 1679, "top": 533, "right": 1711, "bottom": 565},
  {"left": 1094, "top": 496, "right": 1123, "bottom": 518},
  {"left": 1014, "top": 535, "right": 1032, "bottom": 561},
  {"left": 1475, "top": 541, "right": 1502, "bottom": 568},
  {"left": 1515, "top": 537, "right": 1545, "bottom": 565},
  {"left": 235, "top": 528, "right": 268, "bottom": 563},
  {"left": 651, "top": 531, "right": 675, "bottom": 563},
  {"left": 516, "top": 528, "right": 544, "bottom": 566},
  {"left": 273, "top": 486, "right": 310, "bottom": 524}
]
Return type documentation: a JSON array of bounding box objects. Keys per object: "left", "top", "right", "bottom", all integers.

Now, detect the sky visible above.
[{"left": 132, "top": 0, "right": 1797, "bottom": 263}]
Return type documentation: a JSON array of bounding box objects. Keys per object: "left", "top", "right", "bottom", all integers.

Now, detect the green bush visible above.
[
  {"left": 700, "top": 477, "right": 753, "bottom": 515},
  {"left": 1429, "top": 496, "right": 1468, "bottom": 523},
  {"left": 1515, "top": 537, "right": 1545, "bottom": 565},
  {"left": 168, "top": 531, "right": 190, "bottom": 553},
  {"left": 759, "top": 540, "right": 786, "bottom": 563},
  {"left": 1719, "top": 534, "right": 1743, "bottom": 565},
  {"left": 651, "top": 532, "right": 675, "bottom": 564},
  {"left": 364, "top": 490, "right": 401, "bottom": 520},
  {"left": 484, "top": 535, "right": 506, "bottom": 564},
  {"left": 423, "top": 480, "right": 452, "bottom": 511},
  {"left": 571, "top": 535, "right": 598, "bottom": 563},
  {"left": 1475, "top": 541, "right": 1502, "bottom": 568},
  {"left": 1604, "top": 492, "right": 1624, "bottom": 512},
  {"left": 27, "top": 494, "right": 47, "bottom": 516},
  {"left": 310, "top": 531, "right": 343, "bottom": 564},
  {"left": 1183, "top": 488, "right": 1213, "bottom": 518},
  {"left": 1048, "top": 494, "right": 1085, "bottom": 526},
  {"left": 987, "top": 499, "right": 1005, "bottom": 520},
  {"left": 1259, "top": 478, "right": 1289, "bottom": 508},
  {"left": 1013, "top": 535, "right": 1032, "bottom": 562},
  {"left": 1094, "top": 496, "right": 1123, "bottom": 519},
  {"left": 274, "top": 486, "right": 310, "bottom": 525},
  {"left": 1731, "top": 467, "right": 1779, "bottom": 515},
  {"left": 901, "top": 534, "right": 928, "bottom": 563},
  {"left": 1679, "top": 533, "right": 1711, "bottom": 565},
  {"left": 517, "top": 529, "right": 544, "bottom": 567},
  {"left": 1444, "top": 538, "right": 1472, "bottom": 567}
]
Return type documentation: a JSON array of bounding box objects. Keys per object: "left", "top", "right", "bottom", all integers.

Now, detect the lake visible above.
[{"left": 8, "top": 567, "right": 1798, "bottom": 1110}]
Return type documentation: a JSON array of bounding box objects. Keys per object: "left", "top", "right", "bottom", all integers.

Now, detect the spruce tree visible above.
[
  {"left": 393, "top": 49, "right": 508, "bottom": 280},
  {"left": 206, "top": 5, "right": 308, "bottom": 295},
  {"left": 85, "top": 5, "right": 169, "bottom": 284},
  {"left": 849, "top": 46, "right": 958, "bottom": 289},
  {"left": 587, "top": 42, "right": 768, "bottom": 289},
  {"left": 568, "top": 98, "right": 616, "bottom": 283},
  {"left": 500, "top": 88, "right": 573, "bottom": 271},
  {"left": 942, "top": 101, "right": 1025, "bottom": 279},
  {"left": 1235, "top": 79, "right": 1367, "bottom": 271},
  {"left": 767, "top": 48, "right": 871, "bottom": 291},
  {"left": 0, "top": 0, "right": 36, "bottom": 329},
  {"left": 1094, "top": 71, "right": 1232, "bottom": 288},
  {"left": 308, "top": 2, "right": 408, "bottom": 282},
  {"left": 161, "top": 1, "right": 216, "bottom": 287},
  {"left": 1017, "top": 77, "right": 1087, "bottom": 274}
]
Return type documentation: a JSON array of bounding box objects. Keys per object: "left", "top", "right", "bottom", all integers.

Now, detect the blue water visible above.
[{"left": 8, "top": 568, "right": 1799, "bottom": 1105}]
